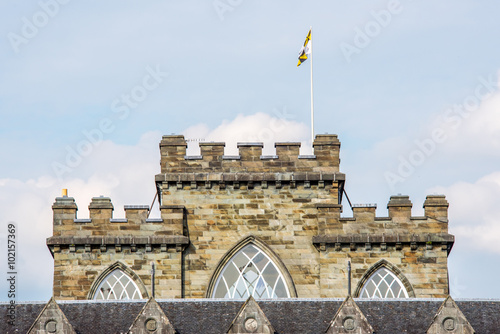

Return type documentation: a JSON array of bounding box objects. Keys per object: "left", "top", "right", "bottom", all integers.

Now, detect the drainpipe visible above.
[
  {"left": 151, "top": 261, "right": 155, "bottom": 298},
  {"left": 348, "top": 260, "right": 351, "bottom": 296}
]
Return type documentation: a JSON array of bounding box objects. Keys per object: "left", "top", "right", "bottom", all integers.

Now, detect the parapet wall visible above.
[
  {"left": 48, "top": 196, "right": 188, "bottom": 300},
  {"left": 158, "top": 134, "right": 341, "bottom": 174},
  {"left": 48, "top": 196, "right": 188, "bottom": 254},
  {"left": 317, "top": 195, "right": 450, "bottom": 234}
]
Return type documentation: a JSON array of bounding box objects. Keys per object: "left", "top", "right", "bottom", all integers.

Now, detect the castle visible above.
[
  {"left": 4, "top": 134, "right": 498, "bottom": 333},
  {"left": 47, "top": 134, "right": 453, "bottom": 300}
]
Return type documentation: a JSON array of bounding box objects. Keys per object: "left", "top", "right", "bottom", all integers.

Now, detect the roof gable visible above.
[
  {"left": 227, "top": 296, "right": 275, "bottom": 334},
  {"left": 326, "top": 296, "right": 374, "bottom": 334},
  {"left": 27, "top": 297, "right": 76, "bottom": 334},
  {"left": 427, "top": 296, "right": 475, "bottom": 334},
  {"left": 127, "top": 297, "right": 176, "bottom": 334}
]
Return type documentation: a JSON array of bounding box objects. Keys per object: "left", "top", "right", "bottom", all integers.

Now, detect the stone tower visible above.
[{"left": 47, "top": 134, "right": 453, "bottom": 300}]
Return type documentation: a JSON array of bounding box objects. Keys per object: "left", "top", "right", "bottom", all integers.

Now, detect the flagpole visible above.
[{"left": 310, "top": 26, "right": 314, "bottom": 144}]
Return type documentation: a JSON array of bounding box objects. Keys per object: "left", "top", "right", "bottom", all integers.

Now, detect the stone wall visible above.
[
  {"left": 48, "top": 197, "right": 187, "bottom": 300},
  {"left": 48, "top": 134, "right": 453, "bottom": 300},
  {"left": 154, "top": 135, "right": 452, "bottom": 298}
]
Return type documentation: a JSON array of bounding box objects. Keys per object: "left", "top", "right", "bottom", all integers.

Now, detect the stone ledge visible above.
[
  {"left": 110, "top": 218, "right": 128, "bottom": 223},
  {"left": 46, "top": 235, "right": 189, "bottom": 246},
  {"left": 160, "top": 205, "right": 185, "bottom": 210},
  {"left": 260, "top": 155, "right": 279, "bottom": 160},
  {"left": 155, "top": 172, "right": 345, "bottom": 183},
  {"left": 222, "top": 155, "right": 241, "bottom": 160},
  {"left": 145, "top": 218, "right": 163, "bottom": 223},
  {"left": 237, "top": 142, "right": 264, "bottom": 148},
  {"left": 124, "top": 205, "right": 150, "bottom": 210},
  {"left": 73, "top": 219, "right": 91, "bottom": 224},
  {"left": 313, "top": 233, "right": 454, "bottom": 245},
  {"left": 316, "top": 203, "right": 342, "bottom": 209},
  {"left": 184, "top": 155, "right": 203, "bottom": 160}
]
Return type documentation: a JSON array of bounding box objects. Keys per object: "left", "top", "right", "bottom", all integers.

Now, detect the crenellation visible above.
[
  {"left": 275, "top": 142, "right": 301, "bottom": 159},
  {"left": 423, "top": 194, "right": 449, "bottom": 221},
  {"left": 158, "top": 135, "right": 344, "bottom": 173},
  {"left": 199, "top": 141, "right": 225, "bottom": 161},
  {"left": 387, "top": 195, "right": 412, "bottom": 219},
  {"left": 88, "top": 196, "right": 113, "bottom": 222},
  {"left": 333, "top": 196, "right": 450, "bottom": 235},
  {"left": 124, "top": 205, "right": 150, "bottom": 223},
  {"left": 52, "top": 196, "right": 78, "bottom": 236},
  {"left": 312, "top": 134, "right": 340, "bottom": 170},
  {"left": 352, "top": 204, "right": 377, "bottom": 223},
  {"left": 237, "top": 142, "right": 263, "bottom": 161}
]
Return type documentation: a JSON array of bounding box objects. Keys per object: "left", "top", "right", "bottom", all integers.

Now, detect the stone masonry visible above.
[{"left": 47, "top": 134, "right": 453, "bottom": 300}]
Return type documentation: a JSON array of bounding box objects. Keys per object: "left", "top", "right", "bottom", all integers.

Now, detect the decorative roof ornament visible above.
[
  {"left": 325, "top": 295, "right": 374, "bottom": 334},
  {"left": 127, "top": 297, "right": 176, "bottom": 334},
  {"left": 427, "top": 295, "right": 475, "bottom": 334},
  {"left": 227, "top": 296, "right": 275, "bottom": 334},
  {"left": 27, "top": 297, "right": 76, "bottom": 334}
]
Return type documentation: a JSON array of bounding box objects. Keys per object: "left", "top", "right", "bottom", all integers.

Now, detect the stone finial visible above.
[
  {"left": 326, "top": 295, "right": 374, "bottom": 334},
  {"left": 227, "top": 296, "right": 275, "bottom": 334},
  {"left": 387, "top": 195, "right": 412, "bottom": 219},
  {"left": 89, "top": 197, "right": 114, "bottom": 221},
  {"left": 127, "top": 297, "right": 176, "bottom": 334},
  {"left": 423, "top": 195, "right": 449, "bottom": 221},
  {"left": 275, "top": 142, "right": 301, "bottom": 160},
  {"left": 160, "top": 135, "right": 188, "bottom": 172},
  {"left": 160, "top": 135, "right": 188, "bottom": 150},
  {"left": 52, "top": 196, "right": 78, "bottom": 210},
  {"left": 427, "top": 296, "right": 475, "bottom": 334},
  {"left": 237, "top": 142, "right": 264, "bottom": 161},
  {"left": 52, "top": 197, "right": 78, "bottom": 233},
  {"left": 352, "top": 204, "right": 377, "bottom": 223},
  {"left": 312, "top": 134, "right": 340, "bottom": 169},
  {"left": 200, "top": 142, "right": 225, "bottom": 161},
  {"left": 27, "top": 297, "right": 76, "bottom": 334},
  {"left": 124, "top": 205, "right": 150, "bottom": 224}
]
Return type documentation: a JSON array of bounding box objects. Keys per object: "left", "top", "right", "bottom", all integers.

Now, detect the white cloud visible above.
[
  {"left": 429, "top": 171, "right": 500, "bottom": 253},
  {"left": 183, "top": 111, "right": 311, "bottom": 155},
  {"left": 431, "top": 72, "right": 500, "bottom": 155}
]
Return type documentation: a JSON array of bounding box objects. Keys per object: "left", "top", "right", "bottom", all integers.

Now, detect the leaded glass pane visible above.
[
  {"left": 94, "top": 269, "right": 142, "bottom": 300},
  {"left": 212, "top": 244, "right": 290, "bottom": 299},
  {"left": 360, "top": 267, "right": 409, "bottom": 298}
]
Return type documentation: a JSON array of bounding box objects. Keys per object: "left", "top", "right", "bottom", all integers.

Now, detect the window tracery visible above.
[
  {"left": 359, "top": 267, "right": 409, "bottom": 298},
  {"left": 93, "top": 269, "right": 142, "bottom": 300},
  {"left": 212, "top": 244, "right": 291, "bottom": 299}
]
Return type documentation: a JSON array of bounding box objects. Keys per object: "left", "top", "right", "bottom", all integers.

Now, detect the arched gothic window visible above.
[
  {"left": 93, "top": 269, "right": 143, "bottom": 300},
  {"left": 359, "top": 267, "right": 409, "bottom": 298},
  {"left": 212, "top": 243, "right": 291, "bottom": 299}
]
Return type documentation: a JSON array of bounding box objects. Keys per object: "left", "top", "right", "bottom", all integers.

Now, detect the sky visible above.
[{"left": 0, "top": 0, "right": 499, "bottom": 301}]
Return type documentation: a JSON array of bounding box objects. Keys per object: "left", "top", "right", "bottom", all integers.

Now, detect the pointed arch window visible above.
[
  {"left": 359, "top": 267, "right": 409, "bottom": 298},
  {"left": 93, "top": 269, "right": 143, "bottom": 300},
  {"left": 212, "top": 244, "right": 291, "bottom": 299}
]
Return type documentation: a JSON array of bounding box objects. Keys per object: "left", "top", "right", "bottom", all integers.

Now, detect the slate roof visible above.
[{"left": 2, "top": 298, "right": 500, "bottom": 334}]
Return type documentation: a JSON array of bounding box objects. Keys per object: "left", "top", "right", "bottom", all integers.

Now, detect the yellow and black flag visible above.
[{"left": 297, "top": 29, "right": 312, "bottom": 67}]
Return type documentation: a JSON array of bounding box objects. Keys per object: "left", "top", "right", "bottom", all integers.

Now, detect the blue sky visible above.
[{"left": 1, "top": 0, "right": 500, "bottom": 301}]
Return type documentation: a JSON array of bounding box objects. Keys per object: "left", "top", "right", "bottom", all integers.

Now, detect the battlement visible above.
[
  {"left": 314, "top": 194, "right": 453, "bottom": 254},
  {"left": 316, "top": 194, "right": 449, "bottom": 233},
  {"left": 50, "top": 194, "right": 449, "bottom": 237},
  {"left": 48, "top": 196, "right": 188, "bottom": 255},
  {"left": 158, "top": 134, "right": 341, "bottom": 174}
]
